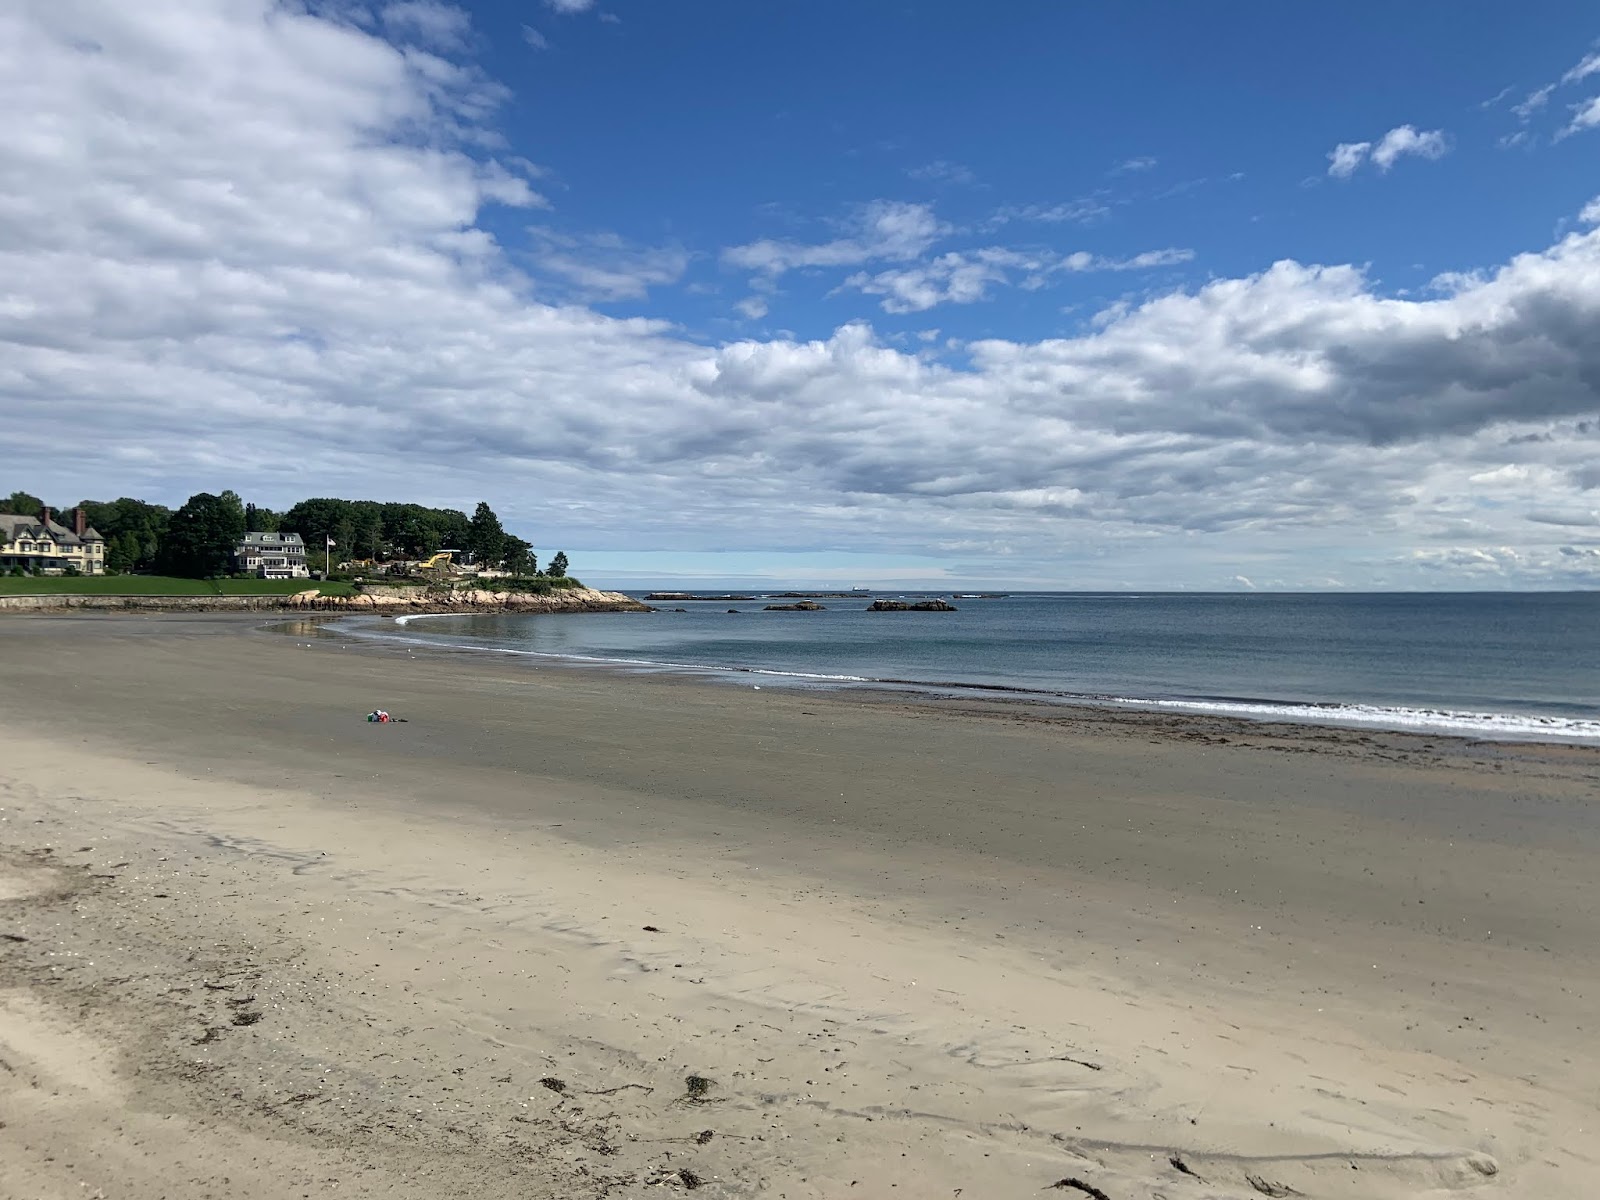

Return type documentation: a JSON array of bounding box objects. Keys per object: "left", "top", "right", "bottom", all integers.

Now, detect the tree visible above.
[
  {"left": 547, "top": 550, "right": 569, "bottom": 578},
  {"left": 157, "top": 491, "right": 246, "bottom": 578},
  {"left": 244, "top": 503, "right": 281, "bottom": 532},
  {"left": 4, "top": 490, "right": 43, "bottom": 516},
  {"left": 502, "top": 534, "right": 534, "bottom": 576},
  {"left": 107, "top": 531, "right": 141, "bottom": 574},
  {"left": 467, "top": 502, "right": 506, "bottom": 567},
  {"left": 77, "top": 498, "right": 171, "bottom": 572}
]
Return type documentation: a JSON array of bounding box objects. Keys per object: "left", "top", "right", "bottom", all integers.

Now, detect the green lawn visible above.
[{"left": 0, "top": 576, "right": 355, "bottom": 597}]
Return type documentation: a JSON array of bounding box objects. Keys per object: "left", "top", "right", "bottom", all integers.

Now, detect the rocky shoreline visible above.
[{"left": 0, "top": 586, "right": 651, "bottom": 615}]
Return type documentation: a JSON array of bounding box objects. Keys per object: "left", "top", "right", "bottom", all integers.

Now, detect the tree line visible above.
[{"left": 3, "top": 488, "right": 569, "bottom": 580}]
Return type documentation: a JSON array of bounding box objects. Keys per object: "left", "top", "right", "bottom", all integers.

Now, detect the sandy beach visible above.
[{"left": 1, "top": 612, "right": 1597, "bottom": 1199}]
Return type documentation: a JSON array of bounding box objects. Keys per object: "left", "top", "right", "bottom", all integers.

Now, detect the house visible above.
[
  {"left": 234, "top": 531, "right": 310, "bottom": 578},
  {"left": 0, "top": 507, "right": 106, "bottom": 575}
]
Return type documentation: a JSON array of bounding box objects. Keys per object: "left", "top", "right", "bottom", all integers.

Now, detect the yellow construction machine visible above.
[{"left": 416, "top": 550, "right": 458, "bottom": 576}]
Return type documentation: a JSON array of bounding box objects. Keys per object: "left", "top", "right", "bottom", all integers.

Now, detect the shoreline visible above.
[
  {"left": 321, "top": 609, "right": 1600, "bottom": 748},
  {"left": 3, "top": 612, "right": 1598, "bottom": 1197},
  {"left": 0, "top": 584, "right": 651, "bottom": 615}
]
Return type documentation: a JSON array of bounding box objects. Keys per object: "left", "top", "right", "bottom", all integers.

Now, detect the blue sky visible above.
[
  {"left": 490, "top": 1, "right": 1598, "bottom": 341},
  {"left": 3, "top": 1, "right": 1600, "bottom": 588}
]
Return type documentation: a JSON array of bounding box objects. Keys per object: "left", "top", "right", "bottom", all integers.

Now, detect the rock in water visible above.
[{"left": 866, "top": 598, "right": 957, "bottom": 612}]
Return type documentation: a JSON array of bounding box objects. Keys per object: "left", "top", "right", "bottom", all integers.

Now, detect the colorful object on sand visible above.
[{"left": 367, "top": 710, "right": 392, "bottom": 723}]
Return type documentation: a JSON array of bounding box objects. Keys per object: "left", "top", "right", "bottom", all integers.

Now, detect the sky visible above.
[{"left": 2, "top": 2, "right": 1600, "bottom": 590}]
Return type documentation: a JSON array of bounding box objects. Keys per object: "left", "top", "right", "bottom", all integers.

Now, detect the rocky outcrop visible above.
[
  {"left": 0, "top": 587, "right": 650, "bottom": 615},
  {"left": 763, "top": 600, "right": 825, "bottom": 611},
  {"left": 282, "top": 586, "right": 650, "bottom": 613},
  {"left": 867, "top": 598, "right": 958, "bottom": 612}
]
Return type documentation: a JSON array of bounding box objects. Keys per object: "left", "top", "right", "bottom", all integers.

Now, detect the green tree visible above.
[
  {"left": 467, "top": 502, "right": 506, "bottom": 567},
  {"left": 244, "top": 503, "right": 281, "bottom": 532},
  {"left": 107, "top": 531, "right": 141, "bottom": 574},
  {"left": 157, "top": 491, "right": 247, "bottom": 578},
  {"left": 547, "top": 550, "right": 569, "bottom": 578},
  {"left": 4, "top": 490, "right": 43, "bottom": 516},
  {"left": 502, "top": 534, "right": 534, "bottom": 576}
]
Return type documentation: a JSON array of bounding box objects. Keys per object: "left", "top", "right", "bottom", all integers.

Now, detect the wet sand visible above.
[{"left": 1, "top": 612, "right": 1597, "bottom": 1198}]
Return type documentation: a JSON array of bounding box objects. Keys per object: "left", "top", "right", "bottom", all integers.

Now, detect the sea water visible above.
[{"left": 340, "top": 592, "right": 1600, "bottom": 744}]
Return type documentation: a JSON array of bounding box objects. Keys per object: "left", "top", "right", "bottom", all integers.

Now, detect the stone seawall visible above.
[{"left": 0, "top": 587, "right": 650, "bottom": 615}]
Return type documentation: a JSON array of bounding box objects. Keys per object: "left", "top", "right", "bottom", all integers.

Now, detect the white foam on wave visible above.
[
  {"left": 1113, "top": 696, "right": 1600, "bottom": 744},
  {"left": 336, "top": 617, "right": 1600, "bottom": 745}
]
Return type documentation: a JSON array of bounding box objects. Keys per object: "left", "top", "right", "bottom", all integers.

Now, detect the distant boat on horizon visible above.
[{"left": 850, "top": 586, "right": 870, "bottom": 592}]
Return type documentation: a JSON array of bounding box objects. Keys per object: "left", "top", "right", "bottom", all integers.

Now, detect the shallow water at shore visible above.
[{"left": 338, "top": 591, "right": 1600, "bottom": 743}]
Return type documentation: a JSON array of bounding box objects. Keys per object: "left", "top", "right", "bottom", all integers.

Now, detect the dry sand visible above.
[{"left": 1, "top": 612, "right": 1597, "bottom": 1199}]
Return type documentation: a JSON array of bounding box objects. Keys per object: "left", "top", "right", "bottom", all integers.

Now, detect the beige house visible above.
[{"left": 0, "top": 507, "right": 106, "bottom": 575}]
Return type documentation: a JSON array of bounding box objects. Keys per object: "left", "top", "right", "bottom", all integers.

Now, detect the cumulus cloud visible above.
[
  {"left": 3, "top": 1, "right": 1600, "bottom": 587},
  {"left": 723, "top": 201, "right": 949, "bottom": 278},
  {"left": 1328, "top": 126, "right": 1447, "bottom": 177},
  {"left": 1326, "top": 142, "right": 1370, "bottom": 178},
  {"left": 734, "top": 295, "right": 769, "bottom": 320},
  {"left": 1370, "top": 125, "right": 1448, "bottom": 169}
]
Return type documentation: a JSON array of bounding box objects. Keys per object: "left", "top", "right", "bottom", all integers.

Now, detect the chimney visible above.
[
  {"left": 75, "top": 507, "right": 86, "bottom": 536},
  {"left": 39, "top": 505, "right": 51, "bottom": 529}
]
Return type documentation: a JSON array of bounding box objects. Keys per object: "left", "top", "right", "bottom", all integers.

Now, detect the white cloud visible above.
[
  {"left": 521, "top": 25, "right": 548, "bottom": 50},
  {"left": 1512, "top": 85, "right": 1554, "bottom": 120},
  {"left": 987, "top": 199, "right": 1109, "bottom": 227},
  {"left": 1113, "top": 156, "right": 1157, "bottom": 173},
  {"left": 1581, "top": 196, "right": 1600, "bottom": 225},
  {"left": 1499, "top": 50, "right": 1600, "bottom": 140},
  {"left": 1566, "top": 95, "right": 1600, "bottom": 135},
  {"left": 734, "top": 295, "right": 769, "bottom": 320},
  {"left": 1326, "top": 142, "right": 1370, "bottom": 179},
  {"left": 1370, "top": 125, "right": 1448, "bottom": 170},
  {"left": 1562, "top": 50, "right": 1600, "bottom": 85},
  {"left": 544, "top": 0, "right": 594, "bottom": 12},
  {"left": 1329, "top": 126, "right": 1447, "bottom": 177},
  {"left": 4, "top": 2, "right": 1600, "bottom": 587},
  {"left": 525, "top": 229, "right": 689, "bottom": 301},
  {"left": 381, "top": 1, "right": 472, "bottom": 50},
  {"left": 723, "top": 201, "right": 950, "bottom": 278},
  {"left": 841, "top": 247, "right": 1194, "bottom": 313}
]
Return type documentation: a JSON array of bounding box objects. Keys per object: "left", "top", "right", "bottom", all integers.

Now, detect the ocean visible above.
[{"left": 337, "top": 591, "right": 1600, "bottom": 744}]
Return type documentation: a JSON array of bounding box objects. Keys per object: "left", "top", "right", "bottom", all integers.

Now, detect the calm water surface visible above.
[{"left": 339, "top": 592, "right": 1600, "bottom": 743}]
